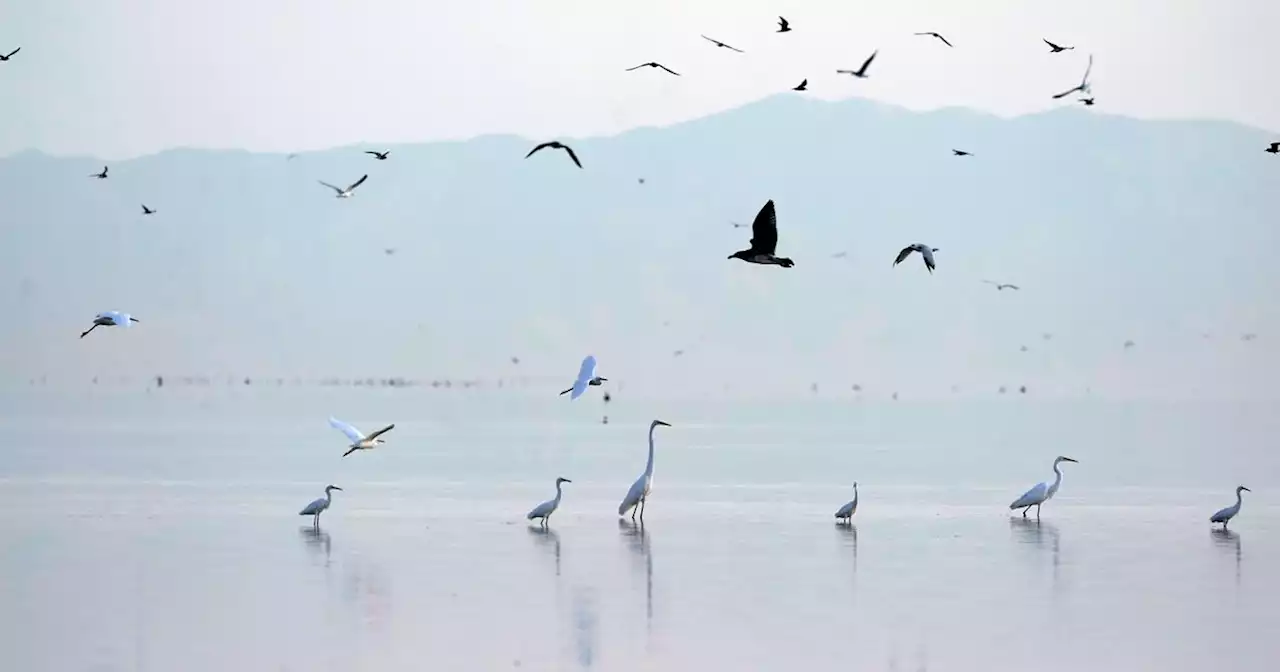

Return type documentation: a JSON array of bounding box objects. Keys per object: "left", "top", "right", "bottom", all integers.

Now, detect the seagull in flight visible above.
[
  {"left": 318, "top": 174, "right": 368, "bottom": 198},
  {"left": 1052, "top": 54, "right": 1093, "bottom": 99},
  {"left": 1266, "top": 142, "right": 1279, "bottom": 154},
  {"left": 0, "top": 47, "right": 19, "bottom": 61},
  {"left": 914, "top": 32, "right": 952, "bottom": 47},
  {"left": 626, "top": 62, "right": 680, "bottom": 76},
  {"left": 893, "top": 243, "right": 938, "bottom": 273},
  {"left": 1079, "top": 97, "right": 1095, "bottom": 106},
  {"left": 525, "top": 141, "right": 583, "bottom": 168},
  {"left": 80, "top": 311, "right": 139, "bottom": 339},
  {"left": 141, "top": 204, "right": 156, "bottom": 215},
  {"left": 777, "top": 16, "right": 792, "bottom": 33},
  {"left": 560, "top": 355, "right": 606, "bottom": 399},
  {"left": 90, "top": 166, "right": 108, "bottom": 179},
  {"left": 365, "top": 150, "right": 390, "bottom": 160},
  {"left": 952, "top": 149, "right": 973, "bottom": 157},
  {"left": 728, "top": 199, "right": 794, "bottom": 268},
  {"left": 837, "top": 50, "right": 878, "bottom": 78},
  {"left": 792, "top": 79, "right": 808, "bottom": 91},
  {"left": 1043, "top": 39, "right": 1073, "bottom": 53},
  {"left": 328, "top": 417, "right": 395, "bottom": 457},
  {"left": 983, "top": 280, "right": 1019, "bottom": 291},
  {"left": 701, "top": 35, "right": 744, "bottom": 53}
]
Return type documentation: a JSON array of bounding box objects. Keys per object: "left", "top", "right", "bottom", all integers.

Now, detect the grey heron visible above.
[
  {"left": 835, "top": 482, "right": 859, "bottom": 523},
  {"left": 299, "top": 485, "right": 343, "bottom": 528},
  {"left": 1210, "top": 486, "right": 1251, "bottom": 529}
]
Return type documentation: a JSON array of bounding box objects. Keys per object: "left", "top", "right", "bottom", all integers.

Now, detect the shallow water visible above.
[{"left": 0, "top": 388, "right": 1276, "bottom": 671}]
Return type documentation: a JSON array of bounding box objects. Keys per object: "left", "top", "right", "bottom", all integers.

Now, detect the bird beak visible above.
[
  {"left": 563, "top": 479, "right": 573, "bottom": 483},
  {"left": 726, "top": 254, "right": 735, "bottom": 260},
  {"left": 332, "top": 486, "right": 343, "bottom": 491},
  {"left": 1062, "top": 457, "right": 1078, "bottom": 463},
  {"left": 1242, "top": 487, "right": 1251, "bottom": 492},
  {"left": 655, "top": 420, "right": 671, "bottom": 427}
]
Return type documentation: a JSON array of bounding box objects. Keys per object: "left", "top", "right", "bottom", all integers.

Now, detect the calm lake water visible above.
[{"left": 0, "top": 387, "right": 1276, "bottom": 671}]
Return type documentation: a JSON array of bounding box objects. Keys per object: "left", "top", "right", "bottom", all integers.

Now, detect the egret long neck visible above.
[
  {"left": 644, "top": 426, "right": 657, "bottom": 476},
  {"left": 1234, "top": 489, "right": 1244, "bottom": 510},
  {"left": 554, "top": 481, "right": 564, "bottom": 504},
  {"left": 1051, "top": 462, "right": 1065, "bottom": 490},
  {"left": 325, "top": 489, "right": 334, "bottom": 504}
]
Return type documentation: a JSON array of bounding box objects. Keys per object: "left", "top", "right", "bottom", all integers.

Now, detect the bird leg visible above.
[
  {"left": 1035, "top": 504, "right": 1042, "bottom": 519},
  {"left": 1021, "top": 507, "right": 1029, "bottom": 518},
  {"left": 79, "top": 324, "right": 98, "bottom": 339},
  {"left": 638, "top": 497, "right": 646, "bottom": 522}
]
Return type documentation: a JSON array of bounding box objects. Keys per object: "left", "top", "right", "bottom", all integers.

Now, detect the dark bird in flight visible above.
[
  {"left": 1079, "top": 97, "right": 1095, "bottom": 106},
  {"left": 893, "top": 243, "right": 938, "bottom": 273},
  {"left": 1052, "top": 54, "right": 1093, "bottom": 99},
  {"left": 365, "top": 150, "right": 390, "bottom": 160},
  {"left": 792, "top": 79, "right": 808, "bottom": 91},
  {"left": 141, "top": 204, "right": 156, "bottom": 215},
  {"left": 701, "top": 35, "right": 744, "bottom": 53},
  {"left": 952, "top": 149, "right": 973, "bottom": 157},
  {"left": 836, "top": 50, "right": 878, "bottom": 78},
  {"left": 90, "top": 166, "right": 108, "bottom": 179},
  {"left": 1043, "top": 39, "right": 1073, "bottom": 53},
  {"left": 286, "top": 153, "right": 298, "bottom": 161},
  {"left": 626, "top": 62, "right": 680, "bottom": 76},
  {"left": 0, "top": 47, "right": 19, "bottom": 61},
  {"left": 728, "top": 200, "right": 794, "bottom": 268},
  {"left": 1123, "top": 340, "right": 1135, "bottom": 350},
  {"left": 525, "top": 141, "right": 583, "bottom": 168},
  {"left": 914, "top": 32, "right": 952, "bottom": 47},
  {"left": 777, "top": 16, "right": 791, "bottom": 33},
  {"left": 983, "top": 280, "right": 1019, "bottom": 291},
  {"left": 1266, "top": 142, "right": 1279, "bottom": 154},
  {"left": 384, "top": 248, "right": 396, "bottom": 256}
]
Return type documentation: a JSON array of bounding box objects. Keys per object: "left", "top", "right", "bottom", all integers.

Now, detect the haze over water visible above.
[{"left": 0, "top": 387, "right": 1275, "bottom": 671}]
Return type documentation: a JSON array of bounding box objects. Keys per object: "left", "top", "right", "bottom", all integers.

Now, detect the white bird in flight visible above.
[
  {"left": 328, "top": 417, "right": 396, "bottom": 457},
  {"left": 560, "top": 355, "right": 606, "bottom": 399},
  {"left": 1052, "top": 54, "right": 1093, "bottom": 99},
  {"left": 318, "top": 174, "right": 368, "bottom": 198},
  {"left": 894, "top": 243, "right": 938, "bottom": 273},
  {"left": 618, "top": 419, "right": 672, "bottom": 522},
  {"left": 527, "top": 477, "right": 572, "bottom": 527},
  {"left": 80, "top": 311, "right": 139, "bottom": 339},
  {"left": 1210, "top": 486, "right": 1250, "bottom": 529},
  {"left": 835, "top": 482, "right": 859, "bottom": 523},
  {"left": 1009, "top": 456, "right": 1078, "bottom": 518},
  {"left": 299, "top": 485, "right": 343, "bottom": 528}
]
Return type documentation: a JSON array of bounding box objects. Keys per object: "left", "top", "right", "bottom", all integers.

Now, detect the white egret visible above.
[
  {"left": 527, "top": 477, "right": 572, "bottom": 527},
  {"left": 618, "top": 420, "right": 672, "bottom": 522},
  {"left": 835, "top": 482, "right": 859, "bottom": 523},
  {"left": 299, "top": 485, "right": 343, "bottom": 528},
  {"left": 1210, "top": 485, "right": 1251, "bottom": 529},
  {"left": 80, "top": 311, "right": 139, "bottom": 339},
  {"left": 560, "top": 355, "right": 606, "bottom": 399},
  {"left": 328, "top": 416, "right": 395, "bottom": 457},
  {"left": 1009, "top": 456, "right": 1078, "bottom": 518}
]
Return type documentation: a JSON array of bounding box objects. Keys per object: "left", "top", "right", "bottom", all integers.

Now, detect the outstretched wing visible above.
[
  {"left": 365, "top": 424, "right": 395, "bottom": 441},
  {"left": 560, "top": 144, "right": 583, "bottom": 168},
  {"left": 1081, "top": 54, "right": 1093, "bottom": 86},
  {"left": 525, "top": 142, "right": 552, "bottom": 159},
  {"left": 364, "top": 151, "right": 380, "bottom": 157},
  {"left": 749, "top": 200, "right": 779, "bottom": 254},
  {"left": 937, "top": 34, "right": 953, "bottom": 47},
  {"left": 1043, "top": 39, "right": 1059, "bottom": 50},
  {"left": 860, "top": 50, "right": 878, "bottom": 72},
  {"left": 657, "top": 63, "right": 681, "bottom": 76},
  {"left": 1010, "top": 482, "right": 1048, "bottom": 509},
  {"left": 893, "top": 246, "right": 914, "bottom": 266},
  {"left": 625, "top": 63, "right": 647, "bottom": 71},
  {"left": 575, "top": 356, "right": 597, "bottom": 386},
  {"left": 1051, "top": 85, "right": 1080, "bottom": 99},
  {"left": 921, "top": 248, "right": 937, "bottom": 272},
  {"left": 328, "top": 417, "right": 365, "bottom": 443},
  {"left": 4, "top": 48, "right": 19, "bottom": 58},
  {"left": 346, "top": 174, "right": 369, "bottom": 192},
  {"left": 318, "top": 180, "right": 343, "bottom": 194}
]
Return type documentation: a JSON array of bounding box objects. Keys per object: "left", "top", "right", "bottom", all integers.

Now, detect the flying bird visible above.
[
  {"left": 1009, "top": 456, "right": 1078, "bottom": 518},
  {"left": 1043, "top": 39, "right": 1073, "bottom": 53},
  {"left": 728, "top": 199, "right": 795, "bottom": 268},
  {"left": 625, "top": 62, "right": 680, "bottom": 76},
  {"left": 80, "top": 311, "right": 139, "bottom": 339},
  {"left": 1266, "top": 142, "right": 1279, "bottom": 154},
  {"left": 560, "top": 355, "right": 606, "bottom": 399},
  {"left": 90, "top": 166, "right": 108, "bottom": 179},
  {"left": 730, "top": 221, "right": 748, "bottom": 228},
  {"left": 527, "top": 477, "right": 572, "bottom": 528},
  {"left": 701, "top": 35, "right": 744, "bottom": 53},
  {"left": 777, "top": 16, "right": 791, "bottom": 33},
  {"left": 618, "top": 420, "right": 672, "bottom": 522},
  {"left": 1052, "top": 54, "right": 1093, "bottom": 99},
  {"left": 141, "top": 204, "right": 156, "bottom": 215},
  {"left": 792, "top": 79, "right": 808, "bottom": 91},
  {"left": 836, "top": 50, "right": 878, "bottom": 78},
  {"left": 952, "top": 149, "right": 973, "bottom": 157},
  {"left": 1210, "top": 486, "right": 1251, "bottom": 529},
  {"left": 299, "top": 485, "right": 342, "bottom": 529},
  {"left": 834, "top": 483, "right": 859, "bottom": 523},
  {"left": 1079, "top": 97, "right": 1096, "bottom": 106},
  {"left": 318, "top": 174, "right": 368, "bottom": 198},
  {"left": 983, "top": 280, "right": 1020, "bottom": 291},
  {"left": 365, "top": 150, "right": 390, "bottom": 160},
  {"left": 328, "top": 417, "right": 395, "bottom": 457},
  {"left": 525, "top": 141, "right": 583, "bottom": 168},
  {"left": 0, "top": 47, "right": 19, "bottom": 61},
  {"left": 893, "top": 243, "right": 938, "bottom": 273},
  {"left": 914, "top": 32, "right": 952, "bottom": 47}
]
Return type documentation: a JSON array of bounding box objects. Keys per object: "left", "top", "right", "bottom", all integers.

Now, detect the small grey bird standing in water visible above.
[
  {"left": 836, "top": 50, "right": 878, "bottom": 78},
  {"left": 914, "top": 32, "right": 952, "bottom": 47},
  {"left": 1043, "top": 39, "right": 1073, "bottom": 53},
  {"left": 728, "top": 200, "right": 794, "bottom": 268},
  {"left": 365, "top": 150, "right": 390, "bottom": 160},
  {"left": 625, "top": 62, "right": 680, "bottom": 76},
  {"left": 893, "top": 243, "right": 938, "bottom": 273},
  {"left": 525, "top": 141, "right": 583, "bottom": 168},
  {"left": 1210, "top": 486, "right": 1250, "bottom": 529},
  {"left": 90, "top": 166, "right": 108, "bottom": 179},
  {"left": 777, "top": 16, "right": 791, "bottom": 33},
  {"left": 792, "top": 79, "right": 808, "bottom": 91}
]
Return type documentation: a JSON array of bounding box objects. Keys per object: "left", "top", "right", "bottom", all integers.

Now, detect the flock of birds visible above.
[{"left": 4, "top": 18, "right": 1265, "bottom": 533}]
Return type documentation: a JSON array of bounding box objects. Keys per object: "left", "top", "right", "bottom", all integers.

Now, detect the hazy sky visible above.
[{"left": 1, "top": 0, "right": 1277, "bottom": 158}]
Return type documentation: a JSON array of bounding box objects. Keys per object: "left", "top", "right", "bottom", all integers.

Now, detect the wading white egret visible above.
[
  {"left": 527, "top": 477, "right": 572, "bottom": 527},
  {"left": 328, "top": 417, "right": 395, "bottom": 457},
  {"left": 299, "top": 485, "right": 342, "bottom": 528},
  {"left": 618, "top": 420, "right": 672, "bottom": 522},
  {"left": 835, "top": 482, "right": 859, "bottom": 523},
  {"left": 1210, "top": 486, "right": 1251, "bottom": 529},
  {"left": 560, "top": 355, "right": 606, "bottom": 399},
  {"left": 80, "top": 311, "right": 139, "bottom": 338},
  {"left": 1010, "top": 456, "right": 1078, "bottom": 518}
]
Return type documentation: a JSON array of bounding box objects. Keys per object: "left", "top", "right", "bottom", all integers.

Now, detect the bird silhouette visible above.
[
  {"left": 1266, "top": 142, "right": 1279, "bottom": 154},
  {"left": 141, "top": 204, "right": 156, "bottom": 215},
  {"left": 0, "top": 47, "right": 19, "bottom": 61},
  {"left": 626, "top": 62, "right": 680, "bottom": 76},
  {"left": 777, "top": 16, "right": 791, "bottom": 33},
  {"left": 525, "top": 141, "right": 583, "bottom": 168},
  {"left": 982, "top": 280, "right": 1019, "bottom": 291},
  {"left": 893, "top": 243, "right": 938, "bottom": 273},
  {"left": 914, "top": 32, "right": 952, "bottom": 47},
  {"left": 1043, "top": 39, "right": 1073, "bottom": 53},
  {"left": 1080, "top": 97, "right": 1096, "bottom": 106},
  {"left": 792, "top": 79, "right": 808, "bottom": 91},
  {"left": 728, "top": 200, "right": 794, "bottom": 268},
  {"left": 952, "top": 149, "right": 973, "bottom": 157},
  {"left": 90, "top": 166, "right": 108, "bottom": 179},
  {"left": 701, "top": 35, "right": 744, "bottom": 53},
  {"left": 365, "top": 150, "right": 390, "bottom": 160},
  {"left": 1052, "top": 54, "right": 1093, "bottom": 99},
  {"left": 837, "top": 50, "right": 878, "bottom": 78}
]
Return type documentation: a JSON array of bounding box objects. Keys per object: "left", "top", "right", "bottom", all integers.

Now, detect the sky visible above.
[{"left": 1, "top": 0, "right": 1278, "bottom": 159}]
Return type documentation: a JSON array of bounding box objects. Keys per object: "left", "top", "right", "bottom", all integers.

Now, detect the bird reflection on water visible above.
[
  {"left": 298, "top": 526, "right": 332, "bottom": 567},
  {"left": 527, "top": 525, "right": 562, "bottom": 577},
  {"left": 618, "top": 519, "right": 654, "bottom": 635},
  {"left": 571, "top": 588, "right": 598, "bottom": 670},
  {"left": 1010, "top": 517, "right": 1062, "bottom": 590},
  {"left": 1211, "top": 528, "right": 1242, "bottom": 585},
  {"left": 834, "top": 523, "right": 858, "bottom": 576}
]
